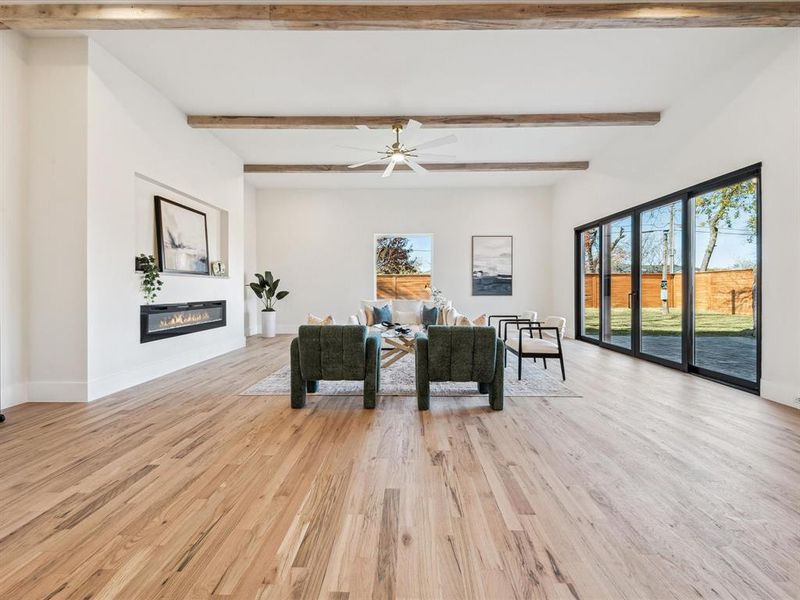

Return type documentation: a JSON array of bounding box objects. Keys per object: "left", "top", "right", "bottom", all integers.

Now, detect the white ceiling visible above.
[{"left": 85, "top": 28, "right": 778, "bottom": 188}]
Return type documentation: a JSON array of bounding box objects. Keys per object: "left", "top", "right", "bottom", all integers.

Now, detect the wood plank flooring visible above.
[{"left": 0, "top": 336, "right": 798, "bottom": 599}]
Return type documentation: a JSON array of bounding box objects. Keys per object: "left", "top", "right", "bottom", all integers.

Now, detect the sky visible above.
[
  {"left": 387, "top": 234, "right": 432, "bottom": 273},
  {"left": 609, "top": 198, "right": 756, "bottom": 271}
]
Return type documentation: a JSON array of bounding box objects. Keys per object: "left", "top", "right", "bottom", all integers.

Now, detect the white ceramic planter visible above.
[{"left": 261, "top": 311, "right": 277, "bottom": 338}]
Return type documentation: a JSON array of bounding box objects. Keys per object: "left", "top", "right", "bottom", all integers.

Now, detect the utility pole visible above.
[{"left": 661, "top": 230, "right": 670, "bottom": 314}]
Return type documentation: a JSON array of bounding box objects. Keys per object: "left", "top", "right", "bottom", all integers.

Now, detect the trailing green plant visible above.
[
  {"left": 138, "top": 254, "right": 163, "bottom": 304},
  {"left": 248, "top": 271, "right": 289, "bottom": 312}
]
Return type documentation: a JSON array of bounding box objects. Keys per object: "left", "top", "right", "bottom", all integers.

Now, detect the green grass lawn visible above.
[{"left": 583, "top": 308, "right": 755, "bottom": 336}]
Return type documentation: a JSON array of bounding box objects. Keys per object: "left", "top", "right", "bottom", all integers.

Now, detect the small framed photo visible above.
[{"left": 211, "top": 261, "right": 226, "bottom": 276}]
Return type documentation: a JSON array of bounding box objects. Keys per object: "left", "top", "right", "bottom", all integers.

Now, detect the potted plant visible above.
[
  {"left": 248, "top": 271, "right": 289, "bottom": 338},
  {"left": 137, "top": 254, "right": 163, "bottom": 304}
]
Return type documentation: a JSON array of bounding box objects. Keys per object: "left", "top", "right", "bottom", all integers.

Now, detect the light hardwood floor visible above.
[{"left": 0, "top": 336, "right": 798, "bottom": 599}]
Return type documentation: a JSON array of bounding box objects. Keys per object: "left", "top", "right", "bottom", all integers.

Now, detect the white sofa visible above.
[{"left": 350, "top": 299, "right": 453, "bottom": 327}]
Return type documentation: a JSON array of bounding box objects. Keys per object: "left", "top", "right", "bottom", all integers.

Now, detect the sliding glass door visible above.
[
  {"left": 602, "top": 216, "right": 633, "bottom": 350},
  {"left": 579, "top": 227, "right": 600, "bottom": 340},
  {"left": 639, "top": 199, "right": 683, "bottom": 364},
  {"left": 691, "top": 176, "right": 759, "bottom": 386},
  {"left": 575, "top": 165, "right": 760, "bottom": 392}
]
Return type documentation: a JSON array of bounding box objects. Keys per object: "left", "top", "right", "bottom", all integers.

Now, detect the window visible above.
[
  {"left": 574, "top": 165, "right": 761, "bottom": 393},
  {"left": 375, "top": 234, "right": 432, "bottom": 300}
]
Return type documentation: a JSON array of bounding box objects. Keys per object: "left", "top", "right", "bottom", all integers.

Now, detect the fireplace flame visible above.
[{"left": 158, "top": 310, "right": 212, "bottom": 330}]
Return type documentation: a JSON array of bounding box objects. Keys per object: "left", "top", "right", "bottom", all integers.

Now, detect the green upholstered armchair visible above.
[
  {"left": 414, "top": 325, "right": 504, "bottom": 411},
  {"left": 290, "top": 325, "right": 382, "bottom": 409}
]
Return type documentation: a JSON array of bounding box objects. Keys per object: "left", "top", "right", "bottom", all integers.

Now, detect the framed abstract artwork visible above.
[
  {"left": 154, "top": 196, "right": 210, "bottom": 275},
  {"left": 472, "top": 235, "right": 512, "bottom": 296}
]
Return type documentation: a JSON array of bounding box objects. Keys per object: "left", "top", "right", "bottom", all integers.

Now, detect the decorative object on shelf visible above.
[
  {"left": 137, "top": 253, "right": 163, "bottom": 305},
  {"left": 211, "top": 261, "right": 226, "bottom": 276},
  {"left": 472, "top": 235, "right": 513, "bottom": 296},
  {"left": 248, "top": 271, "right": 289, "bottom": 338},
  {"left": 154, "top": 195, "right": 210, "bottom": 275}
]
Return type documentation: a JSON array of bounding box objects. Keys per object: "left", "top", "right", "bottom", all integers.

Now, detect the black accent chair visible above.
[
  {"left": 488, "top": 312, "right": 539, "bottom": 343},
  {"left": 290, "top": 325, "right": 381, "bottom": 409},
  {"left": 504, "top": 318, "right": 566, "bottom": 381}
]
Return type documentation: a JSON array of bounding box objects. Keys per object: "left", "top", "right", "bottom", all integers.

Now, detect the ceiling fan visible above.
[{"left": 342, "top": 119, "right": 457, "bottom": 178}]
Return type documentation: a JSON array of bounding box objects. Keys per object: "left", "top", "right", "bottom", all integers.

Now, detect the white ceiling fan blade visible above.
[
  {"left": 414, "top": 152, "right": 456, "bottom": 160},
  {"left": 335, "top": 145, "right": 381, "bottom": 153},
  {"left": 382, "top": 160, "right": 397, "bottom": 178},
  {"left": 348, "top": 157, "right": 387, "bottom": 169},
  {"left": 405, "top": 119, "right": 422, "bottom": 136},
  {"left": 410, "top": 134, "right": 458, "bottom": 152},
  {"left": 406, "top": 159, "right": 428, "bottom": 175}
]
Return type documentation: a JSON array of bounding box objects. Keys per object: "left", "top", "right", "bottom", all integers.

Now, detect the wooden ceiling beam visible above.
[
  {"left": 0, "top": 3, "right": 797, "bottom": 31},
  {"left": 243, "top": 162, "right": 590, "bottom": 173},
  {"left": 189, "top": 112, "right": 661, "bottom": 130}
]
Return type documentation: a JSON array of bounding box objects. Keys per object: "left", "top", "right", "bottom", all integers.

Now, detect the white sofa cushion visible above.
[
  {"left": 505, "top": 337, "right": 560, "bottom": 354},
  {"left": 444, "top": 306, "right": 460, "bottom": 326},
  {"left": 391, "top": 300, "right": 423, "bottom": 324}
]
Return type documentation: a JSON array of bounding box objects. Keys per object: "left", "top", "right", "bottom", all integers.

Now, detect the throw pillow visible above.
[
  {"left": 455, "top": 315, "right": 472, "bottom": 327},
  {"left": 422, "top": 305, "right": 439, "bottom": 327},
  {"left": 444, "top": 307, "right": 460, "bottom": 326},
  {"left": 472, "top": 314, "right": 488, "bottom": 327},
  {"left": 360, "top": 300, "right": 390, "bottom": 326},
  {"left": 372, "top": 304, "right": 392, "bottom": 324},
  {"left": 307, "top": 313, "right": 335, "bottom": 325}
]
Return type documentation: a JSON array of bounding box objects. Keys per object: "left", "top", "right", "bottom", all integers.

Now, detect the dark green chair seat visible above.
[
  {"left": 414, "top": 326, "right": 504, "bottom": 411},
  {"left": 290, "top": 325, "right": 381, "bottom": 409}
]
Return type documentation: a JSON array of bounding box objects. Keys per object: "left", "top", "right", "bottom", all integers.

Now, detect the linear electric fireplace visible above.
[{"left": 140, "top": 301, "right": 226, "bottom": 343}]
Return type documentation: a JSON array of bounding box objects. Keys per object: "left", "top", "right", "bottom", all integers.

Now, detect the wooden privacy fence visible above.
[
  {"left": 377, "top": 274, "right": 432, "bottom": 300},
  {"left": 583, "top": 268, "right": 755, "bottom": 315}
]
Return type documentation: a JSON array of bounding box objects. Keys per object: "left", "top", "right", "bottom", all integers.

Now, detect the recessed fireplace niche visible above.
[{"left": 140, "top": 301, "right": 226, "bottom": 343}]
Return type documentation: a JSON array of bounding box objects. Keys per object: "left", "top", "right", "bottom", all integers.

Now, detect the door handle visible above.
[{"left": 627, "top": 291, "right": 637, "bottom": 309}]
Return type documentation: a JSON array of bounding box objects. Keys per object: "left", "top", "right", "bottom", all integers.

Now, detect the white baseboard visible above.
[
  {"left": 27, "top": 380, "right": 89, "bottom": 403},
  {"left": 1, "top": 382, "right": 29, "bottom": 408},
  {"left": 760, "top": 378, "right": 800, "bottom": 410},
  {"left": 88, "top": 336, "right": 246, "bottom": 401}
]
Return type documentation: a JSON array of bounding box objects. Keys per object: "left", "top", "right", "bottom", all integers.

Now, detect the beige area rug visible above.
[{"left": 241, "top": 354, "right": 580, "bottom": 397}]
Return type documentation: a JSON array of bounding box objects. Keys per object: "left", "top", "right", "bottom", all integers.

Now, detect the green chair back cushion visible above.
[
  {"left": 426, "top": 326, "right": 497, "bottom": 382},
  {"left": 298, "top": 325, "right": 367, "bottom": 380}
]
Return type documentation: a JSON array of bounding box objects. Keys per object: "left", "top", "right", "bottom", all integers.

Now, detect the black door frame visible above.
[{"left": 574, "top": 163, "right": 762, "bottom": 394}]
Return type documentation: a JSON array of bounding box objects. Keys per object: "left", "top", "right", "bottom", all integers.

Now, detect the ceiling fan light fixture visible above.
[{"left": 391, "top": 152, "right": 405, "bottom": 163}]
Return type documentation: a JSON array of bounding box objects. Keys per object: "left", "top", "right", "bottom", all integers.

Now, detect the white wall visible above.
[
  {"left": 26, "top": 38, "right": 89, "bottom": 402},
  {"left": 0, "top": 32, "right": 28, "bottom": 408},
  {"left": 551, "top": 31, "right": 800, "bottom": 407},
  {"left": 86, "top": 39, "right": 245, "bottom": 400},
  {"left": 243, "top": 183, "right": 259, "bottom": 336},
  {"left": 255, "top": 187, "right": 553, "bottom": 332}
]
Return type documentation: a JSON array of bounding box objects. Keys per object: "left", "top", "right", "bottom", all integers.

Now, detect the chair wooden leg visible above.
[
  {"left": 543, "top": 357, "right": 547, "bottom": 370},
  {"left": 560, "top": 355, "right": 566, "bottom": 380}
]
